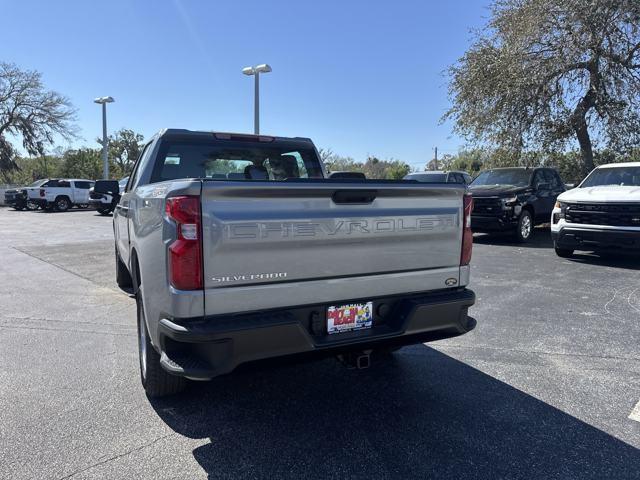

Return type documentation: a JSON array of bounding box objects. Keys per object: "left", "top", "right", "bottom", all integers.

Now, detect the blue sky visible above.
[{"left": 1, "top": 0, "right": 491, "bottom": 169}]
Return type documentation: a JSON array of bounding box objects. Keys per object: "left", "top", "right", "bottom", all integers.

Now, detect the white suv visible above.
[
  {"left": 29, "top": 178, "right": 95, "bottom": 211},
  {"left": 551, "top": 162, "right": 640, "bottom": 257}
]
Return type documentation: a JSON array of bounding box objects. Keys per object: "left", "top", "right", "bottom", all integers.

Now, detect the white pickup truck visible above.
[
  {"left": 28, "top": 178, "right": 95, "bottom": 211},
  {"left": 551, "top": 162, "right": 640, "bottom": 256}
]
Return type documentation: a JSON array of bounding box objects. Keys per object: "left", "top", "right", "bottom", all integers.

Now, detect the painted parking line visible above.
[{"left": 629, "top": 400, "right": 640, "bottom": 423}]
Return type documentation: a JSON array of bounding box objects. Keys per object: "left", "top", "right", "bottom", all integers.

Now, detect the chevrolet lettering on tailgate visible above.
[{"left": 225, "top": 216, "right": 456, "bottom": 240}]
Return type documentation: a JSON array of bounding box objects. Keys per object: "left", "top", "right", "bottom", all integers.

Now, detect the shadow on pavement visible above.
[
  {"left": 151, "top": 346, "right": 639, "bottom": 479},
  {"left": 564, "top": 251, "right": 640, "bottom": 271},
  {"left": 473, "top": 227, "right": 553, "bottom": 249}
]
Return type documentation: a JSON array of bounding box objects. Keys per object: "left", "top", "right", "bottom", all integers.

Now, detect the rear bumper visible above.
[
  {"left": 552, "top": 227, "right": 640, "bottom": 251},
  {"left": 156, "top": 288, "right": 476, "bottom": 380},
  {"left": 88, "top": 198, "right": 110, "bottom": 207}
]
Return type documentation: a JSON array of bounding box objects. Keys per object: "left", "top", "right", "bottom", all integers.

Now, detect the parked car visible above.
[
  {"left": 469, "top": 167, "right": 565, "bottom": 242},
  {"left": 29, "top": 178, "right": 95, "bottom": 211},
  {"left": 551, "top": 162, "right": 640, "bottom": 257},
  {"left": 89, "top": 177, "right": 128, "bottom": 215},
  {"left": 4, "top": 179, "right": 46, "bottom": 210},
  {"left": 404, "top": 170, "right": 472, "bottom": 185},
  {"left": 114, "top": 129, "right": 476, "bottom": 397}
]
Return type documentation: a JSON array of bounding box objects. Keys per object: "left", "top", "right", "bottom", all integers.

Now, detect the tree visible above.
[
  {"left": 319, "top": 148, "right": 411, "bottom": 179},
  {"left": 449, "top": 149, "right": 488, "bottom": 176},
  {"left": 59, "top": 148, "right": 103, "bottom": 180},
  {"left": 321, "top": 151, "right": 361, "bottom": 173},
  {"left": 445, "top": 0, "right": 640, "bottom": 175},
  {"left": 106, "top": 128, "right": 144, "bottom": 177},
  {"left": 0, "top": 62, "right": 76, "bottom": 181},
  {"left": 362, "top": 156, "right": 411, "bottom": 179}
]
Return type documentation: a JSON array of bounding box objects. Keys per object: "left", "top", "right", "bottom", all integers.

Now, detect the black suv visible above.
[{"left": 469, "top": 167, "right": 565, "bottom": 242}]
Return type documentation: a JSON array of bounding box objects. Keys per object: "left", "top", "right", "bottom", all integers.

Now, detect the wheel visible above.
[
  {"left": 514, "top": 210, "right": 533, "bottom": 242},
  {"left": 555, "top": 246, "right": 574, "bottom": 258},
  {"left": 97, "top": 207, "right": 112, "bottom": 215},
  {"left": 26, "top": 201, "right": 39, "bottom": 211},
  {"left": 137, "top": 290, "right": 186, "bottom": 397},
  {"left": 54, "top": 196, "right": 71, "bottom": 212},
  {"left": 115, "top": 247, "right": 133, "bottom": 290}
]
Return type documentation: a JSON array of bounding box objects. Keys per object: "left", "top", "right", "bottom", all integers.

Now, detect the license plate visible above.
[{"left": 327, "top": 302, "right": 373, "bottom": 334}]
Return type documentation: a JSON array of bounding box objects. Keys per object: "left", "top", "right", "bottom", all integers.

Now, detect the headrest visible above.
[
  {"left": 244, "top": 164, "right": 269, "bottom": 180},
  {"left": 269, "top": 155, "right": 300, "bottom": 180}
]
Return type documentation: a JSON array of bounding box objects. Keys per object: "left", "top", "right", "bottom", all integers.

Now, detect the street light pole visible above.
[
  {"left": 254, "top": 71, "right": 260, "bottom": 135},
  {"left": 101, "top": 103, "right": 108, "bottom": 178},
  {"left": 94, "top": 96, "right": 115, "bottom": 179},
  {"left": 242, "top": 64, "right": 272, "bottom": 135}
]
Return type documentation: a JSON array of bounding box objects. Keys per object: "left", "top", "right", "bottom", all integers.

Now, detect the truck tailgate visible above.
[{"left": 201, "top": 181, "right": 465, "bottom": 313}]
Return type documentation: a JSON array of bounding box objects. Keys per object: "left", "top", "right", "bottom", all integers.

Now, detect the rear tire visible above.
[
  {"left": 26, "top": 201, "right": 39, "bottom": 211},
  {"left": 514, "top": 210, "right": 533, "bottom": 243},
  {"left": 54, "top": 196, "right": 71, "bottom": 212},
  {"left": 555, "top": 246, "right": 574, "bottom": 258},
  {"left": 115, "top": 247, "right": 133, "bottom": 290},
  {"left": 137, "top": 290, "right": 186, "bottom": 397}
]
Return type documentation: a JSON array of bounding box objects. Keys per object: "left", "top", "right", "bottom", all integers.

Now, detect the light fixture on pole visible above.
[
  {"left": 242, "top": 64, "right": 272, "bottom": 134},
  {"left": 94, "top": 96, "right": 115, "bottom": 179}
]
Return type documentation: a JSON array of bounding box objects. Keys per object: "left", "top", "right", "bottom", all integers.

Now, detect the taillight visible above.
[
  {"left": 461, "top": 193, "right": 473, "bottom": 266},
  {"left": 40, "top": 188, "right": 45, "bottom": 197},
  {"left": 165, "top": 196, "right": 202, "bottom": 290}
]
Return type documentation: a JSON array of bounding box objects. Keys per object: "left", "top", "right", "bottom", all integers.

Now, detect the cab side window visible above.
[
  {"left": 543, "top": 169, "right": 562, "bottom": 189},
  {"left": 532, "top": 171, "right": 546, "bottom": 188},
  {"left": 126, "top": 142, "right": 153, "bottom": 192}
]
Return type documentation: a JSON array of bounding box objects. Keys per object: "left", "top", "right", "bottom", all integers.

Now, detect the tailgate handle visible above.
[{"left": 332, "top": 190, "right": 377, "bottom": 204}]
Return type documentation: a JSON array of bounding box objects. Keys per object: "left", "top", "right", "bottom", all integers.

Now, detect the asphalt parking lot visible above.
[{"left": 0, "top": 206, "right": 639, "bottom": 479}]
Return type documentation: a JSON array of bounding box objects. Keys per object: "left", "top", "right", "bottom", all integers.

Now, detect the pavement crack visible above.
[
  {"left": 0, "top": 323, "right": 133, "bottom": 336},
  {"left": 57, "top": 433, "right": 173, "bottom": 479},
  {"left": 10, "top": 246, "right": 123, "bottom": 293}
]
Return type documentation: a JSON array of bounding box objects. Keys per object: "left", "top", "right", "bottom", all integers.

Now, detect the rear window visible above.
[
  {"left": 150, "top": 139, "right": 324, "bottom": 183},
  {"left": 74, "top": 181, "right": 93, "bottom": 189}
]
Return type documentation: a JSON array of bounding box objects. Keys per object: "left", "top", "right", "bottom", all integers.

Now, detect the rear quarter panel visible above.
[{"left": 129, "top": 180, "right": 204, "bottom": 343}]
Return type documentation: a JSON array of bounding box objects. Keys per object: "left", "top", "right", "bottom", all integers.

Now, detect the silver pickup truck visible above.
[{"left": 114, "top": 129, "right": 476, "bottom": 397}]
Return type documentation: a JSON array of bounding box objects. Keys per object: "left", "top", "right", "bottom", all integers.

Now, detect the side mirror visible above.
[
  {"left": 536, "top": 182, "right": 551, "bottom": 191},
  {"left": 93, "top": 180, "right": 120, "bottom": 196}
]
